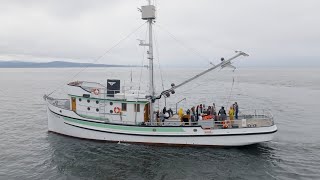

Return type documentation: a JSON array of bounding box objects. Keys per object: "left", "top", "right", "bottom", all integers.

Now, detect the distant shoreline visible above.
[{"left": 0, "top": 61, "right": 141, "bottom": 68}]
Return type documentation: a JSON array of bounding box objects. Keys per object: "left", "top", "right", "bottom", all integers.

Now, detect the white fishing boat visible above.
[{"left": 44, "top": 1, "right": 277, "bottom": 146}]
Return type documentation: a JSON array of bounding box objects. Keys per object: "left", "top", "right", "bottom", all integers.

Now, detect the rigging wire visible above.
[
  {"left": 46, "top": 22, "right": 147, "bottom": 97},
  {"left": 153, "top": 26, "right": 166, "bottom": 106},
  {"left": 155, "top": 23, "right": 212, "bottom": 65},
  {"left": 225, "top": 74, "right": 236, "bottom": 107},
  {"left": 154, "top": 27, "right": 165, "bottom": 91},
  {"left": 177, "top": 67, "right": 222, "bottom": 95},
  {"left": 137, "top": 25, "right": 149, "bottom": 94}
]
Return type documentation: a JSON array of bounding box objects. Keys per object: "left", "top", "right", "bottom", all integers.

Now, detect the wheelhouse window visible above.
[
  {"left": 122, "top": 103, "right": 127, "bottom": 112},
  {"left": 134, "top": 104, "right": 140, "bottom": 112}
]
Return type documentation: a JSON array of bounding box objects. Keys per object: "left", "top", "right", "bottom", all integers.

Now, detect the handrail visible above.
[{"left": 146, "top": 117, "right": 274, "bottom": 128}]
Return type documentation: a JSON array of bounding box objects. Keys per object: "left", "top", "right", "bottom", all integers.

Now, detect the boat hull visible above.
[{"left": 46, "top": 104, "right": 277, "bottom": 146}]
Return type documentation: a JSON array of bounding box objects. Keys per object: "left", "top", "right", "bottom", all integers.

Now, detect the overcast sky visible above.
[{"left": 0, "top": 0, "right": 319, "bottom": 67}]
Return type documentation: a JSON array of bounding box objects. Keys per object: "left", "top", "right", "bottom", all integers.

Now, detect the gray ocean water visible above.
[{"left": 0, "top": 67, "right": 320, "bottom": 180}]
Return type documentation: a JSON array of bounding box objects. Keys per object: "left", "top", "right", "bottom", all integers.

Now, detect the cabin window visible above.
[
  {"left": 110, "top": 110, "right": 113, "bottom": 113},
  {"left": 134, "top": 104, "right": 140, "bottom": 112},
  {"left": 110, "top": 102, "right": 113, "bottom": 106},
  {"left": 79, "top": 98, "right": 82, "bottom": 102},
  {"left": 96, "top": 108, "right": 99, "bottom": 112},
  {"left": 87, "top": 99, "right": 90, "bottom": 103},
  {"left": 122, "top": 103, "right": 127, "bottom": 111},
  {"left": 96, "top": 100, "right": 99, "bottom": 104},
  {"left": 87, "top": 107, "right": 90, "bottom": 111}
]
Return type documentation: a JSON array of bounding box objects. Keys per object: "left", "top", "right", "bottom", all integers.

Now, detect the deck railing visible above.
[
  {"left": 47, "top": 97, "right": 274, "bottom": 129},
  {"left": 146, "top": 109, "right": 274, "bottom": 128}
]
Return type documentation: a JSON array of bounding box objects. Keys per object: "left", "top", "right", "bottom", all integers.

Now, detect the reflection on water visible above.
[{"left": 46, "top": 133, "right": 277, "bottom": 180}]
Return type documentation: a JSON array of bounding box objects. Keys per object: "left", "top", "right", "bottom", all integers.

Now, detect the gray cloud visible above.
[{"left": 0, "top": 0, "right": 319, "bottom": 67}]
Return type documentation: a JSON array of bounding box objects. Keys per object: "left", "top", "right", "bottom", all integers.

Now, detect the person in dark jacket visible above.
[
  {"left": 234, "top": 102, "right": 239, "bottom": 119},
  {"left": 218, "top": 106, "right": 227, "bottom": 121},
  {"left": 196, "top": 105, "right": 199, "bottom": 121}
]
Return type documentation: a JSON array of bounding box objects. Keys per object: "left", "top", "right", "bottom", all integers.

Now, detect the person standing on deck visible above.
[
  {"left": 178, "top": 108, "right": 184, "bottom": 118},
  {"left": 218, "top": 106, "right": 227, "bottom": 121},
  {"left": 229, "top": 106, "right": 234, "bottom": 120},
  {"left": 196, "top": 105, "right": 199, "bottom": 121},
  {"left": 212, "top": 103, "right": 216, "bottom": 114},
  {"left": 207, "top": 106, "right": 212, "bottom": 115},
  {"left": 191, "top": 106, "right": 195, "bottom": 116},
  {"left": 190, "top": 106, "right": 195, "bottom": 122},
  {"left": 234, "top": 102, "right": 239, "bottom": 119}
]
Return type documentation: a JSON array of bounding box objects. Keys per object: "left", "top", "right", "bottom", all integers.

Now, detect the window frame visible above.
[
  {"left": 121, "top": 103, "right": 127, "bottom": 112},
  {"left": 134, "top": 104, "right": 140, "bottom": 112}
]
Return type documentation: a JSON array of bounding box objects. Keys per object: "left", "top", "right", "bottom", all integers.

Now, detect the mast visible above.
[{"left": 140, "top": 0, "right": 156, "bottom": 124}]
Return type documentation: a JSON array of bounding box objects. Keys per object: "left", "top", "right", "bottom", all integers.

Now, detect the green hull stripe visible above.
[
  {"left": 63, "top": 117, "right": 185, "bottom": 133},
  {"left": 77, "top": 114, "right": 109, "bottom": 121}
]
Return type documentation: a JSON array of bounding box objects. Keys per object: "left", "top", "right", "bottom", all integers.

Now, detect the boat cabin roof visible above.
[
  {"left": 68, "top": 81, "right": 105, "bottom": 88},
  {"left": 67, "top": 81, "right": 148, "bottom": 102}
]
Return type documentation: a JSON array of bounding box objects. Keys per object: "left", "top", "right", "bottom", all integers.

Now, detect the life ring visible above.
[
  {"left": 223, "top": 120, "right": 230, "bottom": 128},
  {"left": 114, "top": 107, "right": 121, "bottom": 113},
  {"left": 92, "top": 88, "right": 100, "bottom": 95}
]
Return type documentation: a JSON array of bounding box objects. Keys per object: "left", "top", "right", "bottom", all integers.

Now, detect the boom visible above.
[{"left": 156, "top": 51, "right": 249, "bottom": 99}]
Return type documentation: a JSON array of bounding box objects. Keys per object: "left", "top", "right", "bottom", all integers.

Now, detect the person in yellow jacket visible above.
[
  {"left": 178, "top": 108, "right": 184, "bottom": 118},
  {"left": 229, "top": 106, "right": 235, "bottom": 120}
]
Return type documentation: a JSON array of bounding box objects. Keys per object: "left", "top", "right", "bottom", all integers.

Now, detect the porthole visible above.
[
  {"left": 153, "top": 129, "right": 157, "bottom": 132},
  {"left": 96, "top": 108, "right": 99, "bottom": 112},
  {"left": 110, "top": 110, "right": 113, "bottom": 113},
  {"left": 87, "top": 107, "right": 90, "bottom": 111},
  {"left": 96, "top": 100, "right": 99, "bottom": 104},
  {"left": 110, "top": 102, "right": 113, "bottom": 106},
  {"left": 87, "top": 99, "right": 90, "bottom": 103},
  {"left": 79, "top": 98, "right": 82, "bottom": 102},
  {"left": 193, "top": 129, "right": 197, "bottom": 132}
]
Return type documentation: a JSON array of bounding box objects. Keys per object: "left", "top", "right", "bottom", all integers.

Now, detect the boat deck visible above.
[{"left": 46, "top": 97, "right": 274, "bottom": 130}]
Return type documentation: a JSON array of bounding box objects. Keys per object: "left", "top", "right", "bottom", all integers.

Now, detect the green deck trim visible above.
[
  {"left": 68, "top": 94, "right": 148, "bottom": 104},
  {"left": 63, "top": 117, "right": 185, "bottom": 133}
]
